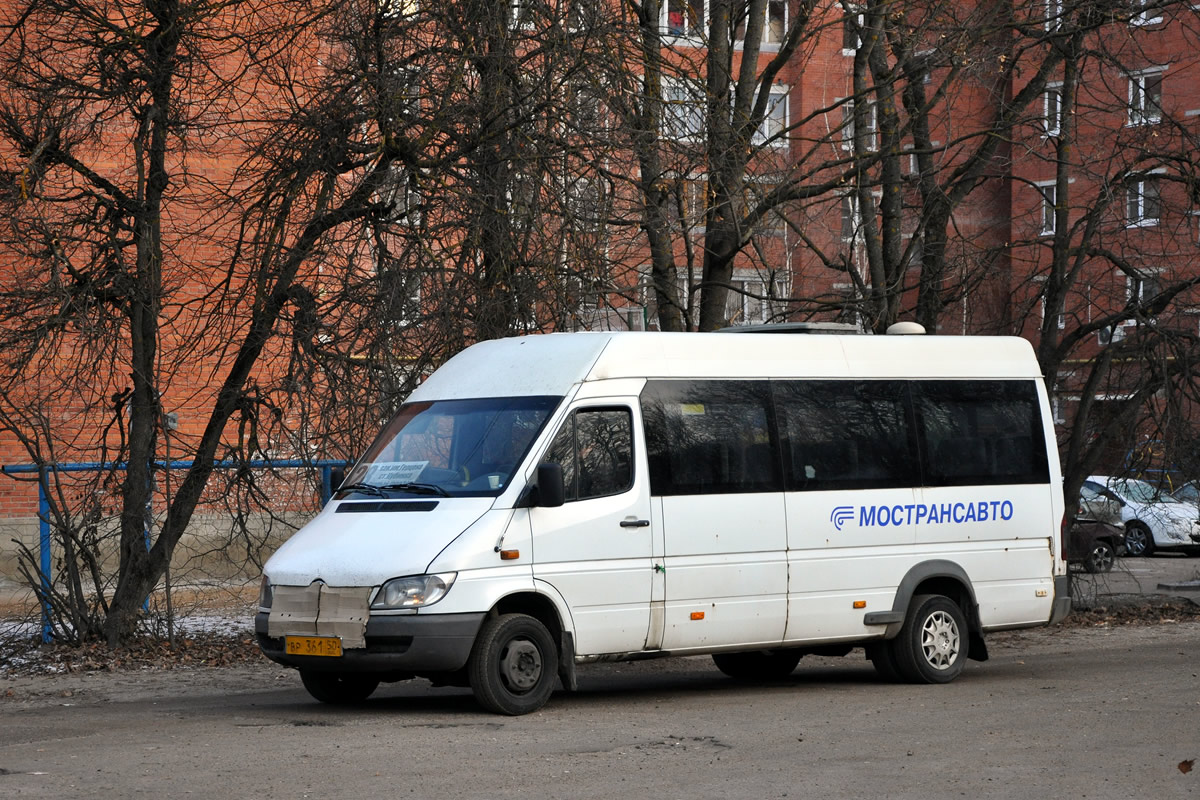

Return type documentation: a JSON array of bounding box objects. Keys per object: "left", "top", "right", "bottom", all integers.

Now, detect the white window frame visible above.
[
  {"left": 662, "top": 78, "right": 705, "bottom": 141},
  {"left": 567, "top": 0, "right": 594, "bottom": 31},
  {"left": 1043, "top": 81, "right": 1063, "bottom": 136},
  {"left": 380, "top": 0, "right": 418, "bottom": 18},
  {"left": 509, "top": 0, "right": 535, "bottom": 29},
  {"left": 1044, "top": 0, "right": 1063, "bottom": 31},
  {"left": 1033, "top": 278, "right": 1067, "bottom": 330},
  {"left": 752, "top": 85, "right": 789, "bottom": 146},
  {"left": 662, "top": 0, "right": 705, "bottom": 40},
  {"left": 379, "top": 166, "right": 422, "bottom": 227},
  {"left": 1036, "top": 180, "right": 1057, "bottom": 236},
  {"left": 734, "top": 0, "right": 786, "bottom": 47},
  {"left": 724, "top": 273, "right": 788, "bottom": 326},
  {"left": 840, "top": 193, "right": 860, "bottom": 241},
  {"left": 1126, "top": 170, "right": 1163, "bottom": 228},
  {"left": 1122, "top": 269, "right": 1162, "bottom": 326},
  {"left": 840, "top": 99, "right": 876, "bottom": 152},
  {"left": 1131, "top": 0, "right": 1163, "bottom": 26},
  {"left": 842, "top": 5, "right": 862, "bottom": 54},
  {"left": 1128, "top": 68, "right": 1164, "bottom": 126},
  {"left": 666, "top": 174, "right": 707, "bottom": 231}
]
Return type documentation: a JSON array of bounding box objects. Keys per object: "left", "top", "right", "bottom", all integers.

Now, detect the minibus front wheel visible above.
[{"left": 468, "top": 613, "right": 559, "bottom": 715}]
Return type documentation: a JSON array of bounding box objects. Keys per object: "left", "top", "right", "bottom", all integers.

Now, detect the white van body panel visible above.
[
  {"left": 265, "top": 498, "right": 493, "bottom": 587},
  {"left": 658, "top": 492, "right": 788, "bottom": 651}
]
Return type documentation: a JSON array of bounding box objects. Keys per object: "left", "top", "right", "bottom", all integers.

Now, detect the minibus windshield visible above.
[{"left": 340, "top": 396, "right": 562, "bottom": 498}]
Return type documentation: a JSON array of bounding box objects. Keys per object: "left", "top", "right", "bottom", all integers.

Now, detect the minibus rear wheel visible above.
[
  {"left": 711, "top": 649, "right": 803, "bottom": 681},
  {"left": 468, "top": 613, "right": 559, "bottom": 715},
  {"left": 299, "top": 670, "right": 380, "bottom": 704},
  {"left": 892, "top": 594, "right": 967, "bottom": 684}
]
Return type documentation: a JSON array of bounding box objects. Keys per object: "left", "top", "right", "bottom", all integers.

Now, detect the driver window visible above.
[{"left": 544, "top": 408, "right": 633, "bottom": 502}]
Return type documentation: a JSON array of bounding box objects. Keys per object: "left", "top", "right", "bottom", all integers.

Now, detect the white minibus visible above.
[{"left": 256, "top": 330, "right": 1070, "bottom": 714}]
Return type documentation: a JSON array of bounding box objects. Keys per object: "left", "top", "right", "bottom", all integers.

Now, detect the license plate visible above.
[{"left": 285, "top": 635, "right": 343, "bottom": 657}]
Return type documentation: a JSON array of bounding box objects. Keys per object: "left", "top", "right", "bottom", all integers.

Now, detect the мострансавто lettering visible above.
[{"left": 858, "top": 501, "right": 1015, "bottom": 527}]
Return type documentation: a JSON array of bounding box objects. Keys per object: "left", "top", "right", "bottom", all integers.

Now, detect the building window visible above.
[
  {"left": 1040, "top": 297, "right": 1066, "bottom": 330},
  {"left": 840, "top": 100, "right": 876, "bottom": 151},
  {"left": 664, "top": 0, "right": 704, "bottom": 38},
  {"left": 1127, "top": 272, "right": 1160, "bottom": 304},
  {"left": 568, "top": 0, "right": 597, "bottom": 30},
  {"left": 509, "top": 0, "right": 535, "bottom": 28},
  {"left": 842, "top": 6, "right": 862, "bottom": 53},
  {"left": 662, "top": 78, "right": 705, "bottom": 141},
  {"left": 667, "top": 175, "right": 707, "bottom": 229},
  {"left": 1128, "top": 69, "right": 1163, "bottom": 126},
  {"left": 1037, "top": 182, "right": 1056, "bottom": 235},
  {"left": 1043, "top": 82, "right": 1062, "bottom": 136},
  {"left": 840, "top": 194, "right": 859, "bottom": 241},
  {"left": 1123, "top": 271, "right": 1161, "bottom": 326},
  {"left": 380, "top": 0, "right": 418, "bottom": 17},
  {"left": 1044, "top": 0, "right": 1063, "bottom": 31},
  {"left": 1126, "top": 174, "right": 1161, "bottom": 227},
  {"left": 753, "top": 86, "right": 789, "bottom": 145},
  {"left": 725, "top": 276, "right": 788, "bottom": 325},
  {"left": 735, "top": 0, "right": 785, "bottom": 45},
  {"left": 379, "top": 167, "right": 421, "bottom": 227},
  {"left": 1131, "top": 0, "right": 1163, "bottom": 25}
]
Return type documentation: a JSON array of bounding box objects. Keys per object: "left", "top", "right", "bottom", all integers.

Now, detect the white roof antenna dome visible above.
[{"left": 886, "top": 321, "right": 927, "bottom": 335}]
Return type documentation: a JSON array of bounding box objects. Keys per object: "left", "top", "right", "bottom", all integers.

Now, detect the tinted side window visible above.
[
  {"left": 775, "top": 381, "right": 917, "bottom": 491},
  {"left": 914, "top": 380, "right": 1049, "bottom": 486},
  {"left": 543, "top": 408, "right": 633, "bottom": 502},
  {"left": 641, "top": 380, "right": 780, "bottom": 495}
]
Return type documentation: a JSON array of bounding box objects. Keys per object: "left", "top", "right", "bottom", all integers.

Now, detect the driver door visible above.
[{"left": 530, "top": 402, "right": 656, "bottom": 657}]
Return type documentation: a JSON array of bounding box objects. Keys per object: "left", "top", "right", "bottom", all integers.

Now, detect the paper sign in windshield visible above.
[{"left": 365, "top": 461, "right": 429, "bottom": 485}]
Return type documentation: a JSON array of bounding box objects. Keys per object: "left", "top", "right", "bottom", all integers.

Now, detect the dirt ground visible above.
[{"left": 1, "top": 593, "right": 1197, "bottom": 712}]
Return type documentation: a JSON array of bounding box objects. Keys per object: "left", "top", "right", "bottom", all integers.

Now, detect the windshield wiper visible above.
[
  {"left": 338, "top": 483, "right": 387, "bottom": 498},
  {"left": 380, "top": 482, "right": 451, "bottom": 497}
]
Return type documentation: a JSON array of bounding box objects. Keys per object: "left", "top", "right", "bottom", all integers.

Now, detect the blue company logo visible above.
[
  {"left": 831, "top": 500, "right": 1016, "bottom": 529},
  {"left": 830, "top": 506, "right": 855, "bottom": 530}
]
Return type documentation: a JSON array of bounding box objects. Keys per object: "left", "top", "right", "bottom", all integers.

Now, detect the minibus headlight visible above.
[
  {"left": 372, "top": 573, "right": 457, "bottom": 609},
  {"left": 258, "top": 575, "right": 273, "bottom": 609}
]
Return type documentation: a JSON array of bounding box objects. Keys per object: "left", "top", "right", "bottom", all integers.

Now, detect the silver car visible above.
[{"left": 1089, "top": 475, "right": 1200, "bottom": 556}]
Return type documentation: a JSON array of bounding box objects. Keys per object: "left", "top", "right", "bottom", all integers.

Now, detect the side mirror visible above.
[
  {"left": 330, "top": 466, "right": 346, "bottom": 489},
  {"left": 535, "top": 462, "right": 566, "bottom": 508}
]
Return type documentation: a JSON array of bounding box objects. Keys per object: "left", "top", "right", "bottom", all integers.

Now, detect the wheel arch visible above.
[
  {"left": 487, "top": 589, "right": 578, "bottom": 691},
  {"left": 886, "top": 560, "right": 988, "bottom": 662}
]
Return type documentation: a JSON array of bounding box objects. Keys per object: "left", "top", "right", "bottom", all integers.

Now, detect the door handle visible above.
[{"left": 620, "top": 519, "right": 651, "bottom": 528}]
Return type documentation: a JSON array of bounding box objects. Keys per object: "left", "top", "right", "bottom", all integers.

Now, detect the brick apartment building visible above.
[{"left": 1, "top": 0, "right": 1198, "bottom": 543}]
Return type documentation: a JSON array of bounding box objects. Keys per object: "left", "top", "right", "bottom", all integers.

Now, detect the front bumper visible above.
[{"left": 255, "top": 611, "right": 485, "bottom": 674}]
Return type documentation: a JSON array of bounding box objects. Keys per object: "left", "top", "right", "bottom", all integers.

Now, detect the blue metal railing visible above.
[{"left": 1, "top": 458, "right": 348, "bottom": 642}]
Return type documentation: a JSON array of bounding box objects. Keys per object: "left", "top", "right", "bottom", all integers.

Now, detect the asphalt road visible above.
[{"left": 2, "top": 619, "right": 1198, "bottom": 799}]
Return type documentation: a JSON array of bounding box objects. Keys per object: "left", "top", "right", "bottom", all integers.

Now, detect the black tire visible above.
[
  {"left": 299, "top": 670, "right": 380, "bottom": 704},
  {"left": 892, "top": 594, "right": 968, "bottom": 684},
  {"left": 468, "top": 613, "right": 558, "bottom": 716},
  {"left": 711, "top": 649, "right": 803, "bottom": 681},
  {"left": 866, "top": 641, "right": 903, "bottom": 682},
  {"left": 1084, "top": 540, "right": 1116, "bottom": 573},
  {"left": 1124, "top": 523, "right": 1154, "bottom": 557}
]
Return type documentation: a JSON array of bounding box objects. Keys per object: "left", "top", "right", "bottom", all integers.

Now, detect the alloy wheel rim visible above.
[{"left": 920, "top": 610, "right": 960, "bottom": 670}]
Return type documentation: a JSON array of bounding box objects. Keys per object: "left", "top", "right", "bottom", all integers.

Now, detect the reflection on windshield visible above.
[
  {"left": 340, "top": 396, "right": 561, "bottom": 498},
  {"left": 1114, "top": 479, "right": 1178, "bottom": 504}
]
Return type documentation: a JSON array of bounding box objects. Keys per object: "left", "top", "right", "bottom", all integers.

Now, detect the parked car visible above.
[
  {"left": 1066, "top": 519, "right": 1123, "bottom": 573},
  {"left": 1079, "top": 480, "right": 1125, "bottom": 528},
  {"left": 1088, "top": 475, "right": 1200, "bottom": 556}
]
